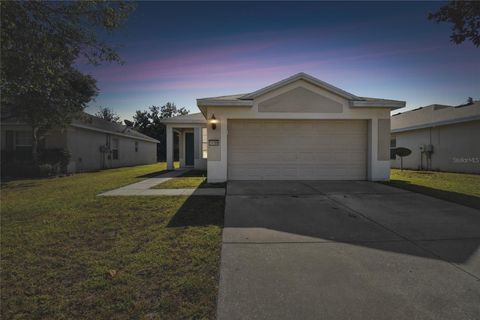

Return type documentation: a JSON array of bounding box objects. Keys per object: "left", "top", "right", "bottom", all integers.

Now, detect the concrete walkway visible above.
[
  {"left": 98, "top": 169, "right": 225, "bottom": 196},
  {"left": 218, "top": 180, "right": 480, "bottom": 320}
]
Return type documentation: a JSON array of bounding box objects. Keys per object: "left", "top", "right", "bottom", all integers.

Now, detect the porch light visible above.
[{"left": 209, "top": 114, "right": 219, "bottom": 130}]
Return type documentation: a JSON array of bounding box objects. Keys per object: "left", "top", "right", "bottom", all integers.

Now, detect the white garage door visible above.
[{"left": 227, "top": 119, "right": 367, "bottom": 180}]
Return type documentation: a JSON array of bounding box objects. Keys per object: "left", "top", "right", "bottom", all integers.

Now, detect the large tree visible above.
[
  {"left": 0, "top": 1, "right": 134, "bottom": 162},
  {"left": 133, "top": 103, "right": 189, "bottom": 161},
  {"left": 94, "top": 106, "right": 122, "bottom": 124},
  {"left": 429, "top": 1, "right": 480, "bottom": 47}
]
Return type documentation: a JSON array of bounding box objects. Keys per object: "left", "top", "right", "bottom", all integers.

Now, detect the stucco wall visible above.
[
  {"left": 1, "top": 124, "right": 157, "bottom": 173},
  {"left": 205, "top": 79, "right": 392, "bottom": 182},
  {"left": 66, "top": 127, "right": 157, "bottom": 173},
  {"left": 165, "top": 124, "right": 207, "bottom": 170},
  {"left": 391, "top": 120, "right": 480, "bottom": 173},
  {"left": 1, "top": 125, "right": 67, "bottom": 149}
]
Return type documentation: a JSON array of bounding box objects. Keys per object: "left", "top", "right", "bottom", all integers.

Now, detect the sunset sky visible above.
[{"left": 79, "top": 1, "right": 480, "bottom": 120}]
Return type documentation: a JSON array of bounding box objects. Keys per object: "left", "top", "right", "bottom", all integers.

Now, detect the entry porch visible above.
[{"left": 163, "top": 113, "right": 208, "bottom": 171}]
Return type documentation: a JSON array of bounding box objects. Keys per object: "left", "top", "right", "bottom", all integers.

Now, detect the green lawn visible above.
[
  {"left": 387, "top": 169, "right": 480, "bottom": 209},
  {"left": 152, "top": 170, "right": 225, "bottom": 189},
  {"left": 1, "top": 163, "right": 224, "bottom": 319}
]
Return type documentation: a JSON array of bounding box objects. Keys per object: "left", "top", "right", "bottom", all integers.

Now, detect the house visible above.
[
  {"left": 1, "top": 112, "right": 159, "bottom": 173},
  {"left": 161, "top": 73, "right": 405, "bottom": 182},
  {"left": 391, "top": 101, "right": 480, "bottom": 173}
]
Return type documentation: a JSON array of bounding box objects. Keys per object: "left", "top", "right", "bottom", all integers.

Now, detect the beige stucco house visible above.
[
  {"left": 391, "top": 101, "right": 480, "bottom": 173},
  {"left": 1, "top": 112, "right": 159, "bottom": 173},
  {"left": 162, "top": 73, "right": 405, "bottom": 182}
]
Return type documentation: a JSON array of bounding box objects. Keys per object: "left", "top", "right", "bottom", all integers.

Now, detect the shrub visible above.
[
  {"left": 39, "top": 148, "right": 71, "bottom": 173},
  {"left": 37, "top": 164, "right": 55, "bottom": 177}
]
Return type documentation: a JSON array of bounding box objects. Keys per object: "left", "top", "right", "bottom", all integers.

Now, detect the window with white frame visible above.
[
  {"left": 112, "top": 138, "right": 119, "bottom": 160},
  {"left": 202, "top": 128, "right": 208, "bottom": 159}
]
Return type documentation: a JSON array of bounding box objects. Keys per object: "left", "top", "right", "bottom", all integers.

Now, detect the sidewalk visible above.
[{"left": 98, "top": 169, "right": 225, "bottom": 196}]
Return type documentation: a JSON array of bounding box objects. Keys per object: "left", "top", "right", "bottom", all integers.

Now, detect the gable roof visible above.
[
  {"left": 240, "top": 72, "right": 360, "bottom": 100},
  {"left": 391, "top": 101, "right": 480, "bottom": 133},
  {"left": 1, "top": 111, "right": 159, "bottom": 143},
  {"left": 197, "top": 73, "right": 405, "bottom": 111},
  {"left": 71, "top": 113, "right": 159, "bottom": 143},
  {"left": 160, "top": 112, "right": 207, "bottom": 124}
]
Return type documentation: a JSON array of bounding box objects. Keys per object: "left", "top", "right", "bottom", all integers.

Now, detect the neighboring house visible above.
[
  {"left": 1, "top": 112, "right": 159, "bottom": 173},
  {"left": 391, "top": 101, "right": 480, "bottom": 173},
  {"left": 161, "top": 73, "right": 405, "bottom": 182}
]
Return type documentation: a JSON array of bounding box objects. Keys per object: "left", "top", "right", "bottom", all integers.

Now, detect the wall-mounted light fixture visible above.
[{"left": 209, "top": 114, "right": 219, "bottom": 130}]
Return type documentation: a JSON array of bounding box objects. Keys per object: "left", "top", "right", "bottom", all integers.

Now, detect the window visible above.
[
  {"left": 202, "top": 127, "right": 208, "bottom": 159},
  {"left": 15, "top": 131, "right": 33, "bottom": 156},
  {"left": 134, "top": 141, "right": 138, "bottom": 152},
  {"left": 390, "top": 137, "right": 396, "bottom": 160},
  {"left": 15, "top": 131, "right": 33, "bottom": 147},
  {"left": 112, "top": 138, "right": 119, "bottom": 160}
]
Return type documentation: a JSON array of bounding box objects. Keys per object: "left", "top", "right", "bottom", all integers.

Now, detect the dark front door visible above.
[{"left": 185, "top": 132, "right": 194, "bottom": 166}]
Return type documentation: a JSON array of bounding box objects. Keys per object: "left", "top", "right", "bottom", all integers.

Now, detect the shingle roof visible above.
[
  {"left": 391, "top": 101, "right": 480, "bottom": 133},
  {"left": 160, "top": 112, "right": 207, "bottom": 124},
  {"left": 197, "top": 73, "right": 405, "bottom": 109},
  {"left": 72, "top": 112, "right": 159, "bottom": 143},
  {"left": 198, "top": 94, "right": 247, "bottom": 101}
]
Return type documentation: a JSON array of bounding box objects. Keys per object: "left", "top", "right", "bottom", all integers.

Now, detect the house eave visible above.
[
  {"left": 351, "top": 100, "right": 406, "bottom": 109},
  {"left": 391, "top": 115, "right": 480, "bottom": 133},
  {"left": 196, "top": 99, "right": 254, "bottom": 118},
  {"left": 160, "top": 119, "right": 207, "bottom": 124},
  {"left": 196, "top": 99, "right": 254, "bottom": 107},
  {"left": 70, "top": 123, "right": 159, "bottom": 143}
]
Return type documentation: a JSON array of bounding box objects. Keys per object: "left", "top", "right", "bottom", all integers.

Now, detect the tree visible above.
[
  {"left": 1, "top": 1, "right": 134, "bottom": 162},
  {"left": 429, "top": 1, "right": 480, "bottom": 47},
  {"left": 133, "top": 103, "right": 189, "bottom": 161},
  {"left": 94, "top": 107, "right": 121, "bottom": 123}
]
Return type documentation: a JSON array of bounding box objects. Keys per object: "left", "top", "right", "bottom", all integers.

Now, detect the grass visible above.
[
  {"left": 387, "top": 169, "right": 480, "bottom": 209},
  {"left": 152, "top": 170, "right": 226, "bottom": 189},
  {"left": 1, "top": 163, "right": 224, "bottom": 320}
]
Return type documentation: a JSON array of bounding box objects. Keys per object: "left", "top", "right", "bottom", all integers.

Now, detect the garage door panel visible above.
[
  {"left": 297, "top": 151, "right": 366, "bottom": 164},
  {"left": 228, "top": 120, "right": 367, "bottom": 180},
  {"left": 229, "top": 152, "right": 298, "bottom": 164}
]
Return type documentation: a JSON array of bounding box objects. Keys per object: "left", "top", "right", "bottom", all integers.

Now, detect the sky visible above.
[{"left": 79, "top": 1, "right": 480, "bottom": 120}]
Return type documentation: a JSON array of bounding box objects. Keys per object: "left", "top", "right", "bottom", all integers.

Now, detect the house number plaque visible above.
[{"left": 208, "top": 139, "right": 220, "bottom": 146}]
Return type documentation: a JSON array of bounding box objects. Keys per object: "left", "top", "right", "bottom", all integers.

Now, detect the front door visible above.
[{"left": 185, "top": 132, "right": 194, "bottom": 166}]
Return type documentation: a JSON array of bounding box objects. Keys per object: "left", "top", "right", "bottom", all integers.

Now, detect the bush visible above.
[
  {"left": 37, "top": 164, "right": 55, "bottom": 177},
  {"left": 3, "top": 162, "right": 51, "bottom": 178},
  {"left": 2, "top": 148, "right": 71, "bottom": 178},
  {"left": 39, "top": 148, "right": 71, "bottom": 173}
]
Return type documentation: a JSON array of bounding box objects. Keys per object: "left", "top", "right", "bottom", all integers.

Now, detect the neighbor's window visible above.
[
  {"left": 13, "top": 131, "right": 33, "bottom": 159},
  {"left": 135, "top": 141, "right": 138, "bottom": 152},
  {"left": 390, "top": 137, "right": 396, "bottom": 160},
  {"left": 112, "top": 138, "right": 119, "bottom": 160},
  {"left": 15, "top": 131, "right": 33, "bottom": 148},
  {"left": 202, "top": 127, "right": 208, "bottom": 159}
]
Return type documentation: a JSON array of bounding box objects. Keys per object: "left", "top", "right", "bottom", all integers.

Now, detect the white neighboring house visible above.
[
  {"left": 161, "top": 73, "right": 405, "bottom": 182},
  {"left": 391, "top": 101, "right": 480, "bottom": 173},
  {"left": 1, "top": 112, "right": 159, "bottom": 173}
]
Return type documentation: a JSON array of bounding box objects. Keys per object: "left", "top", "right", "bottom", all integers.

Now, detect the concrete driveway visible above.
[{"left": 217, "top": 181, "right": 480, "bottom": 320}]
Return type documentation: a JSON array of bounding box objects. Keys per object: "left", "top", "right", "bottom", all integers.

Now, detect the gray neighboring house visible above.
[
  {"left": 391, "top": 101, "right": 480, "bottom": 173},
  {"left": 1, "top": 112, "right": 159, "bottom": 173}
]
